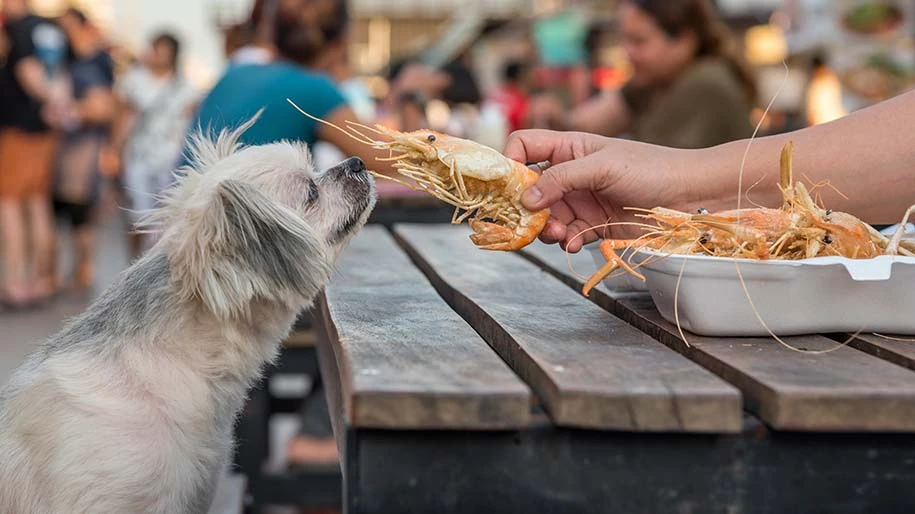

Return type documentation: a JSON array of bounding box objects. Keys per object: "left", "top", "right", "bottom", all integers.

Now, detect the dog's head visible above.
[{"left": 143, "top": 113, "right": 376, "bottom": 320}]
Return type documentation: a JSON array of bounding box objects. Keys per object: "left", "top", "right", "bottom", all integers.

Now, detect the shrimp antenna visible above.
[
  {"left": 286, "top": 98, "right": 376, "bottom": 146},
  {"left": 344, "top": 119, "right": 386, "bottom": 137}
]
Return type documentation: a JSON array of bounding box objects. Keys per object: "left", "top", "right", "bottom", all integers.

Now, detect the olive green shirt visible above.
[{"left": 620, "top": 57, "right": 754, "bottom": 149}]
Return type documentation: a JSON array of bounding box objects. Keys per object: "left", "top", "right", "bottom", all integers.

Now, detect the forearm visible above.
[
  {"left": 679, "top": 91, "right": 915, "bottom": 223},
  {"left": 108, "top": 104, "right": 136, "bottom": 151},
  {"left": 15, "top": 58, "right": 51, "bottom": 103}
]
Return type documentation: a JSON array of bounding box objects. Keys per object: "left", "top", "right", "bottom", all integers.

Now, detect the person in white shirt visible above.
[{"left": 107, "top": 32, "right": 198, "bottom": 259}]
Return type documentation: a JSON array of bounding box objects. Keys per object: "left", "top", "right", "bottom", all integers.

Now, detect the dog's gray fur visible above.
[{"left": 0, "top": 114, "right": 375, "bottom": 514}]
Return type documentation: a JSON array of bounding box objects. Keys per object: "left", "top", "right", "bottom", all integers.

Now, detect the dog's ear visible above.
[
  {"left": 137, "top": 110, "right": 266, "bottom": 235},
  {"left": 170, "top": 179, "right": 331, "bottom": 320}
]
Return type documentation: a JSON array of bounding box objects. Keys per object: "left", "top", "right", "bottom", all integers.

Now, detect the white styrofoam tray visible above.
[{"left": 596, "top": 246, "right": 915, "bottom": 337}]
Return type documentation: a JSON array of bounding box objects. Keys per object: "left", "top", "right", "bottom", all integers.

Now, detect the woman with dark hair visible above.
[
  {"left": 535, "top": 0, "right": 757, "bottom": 149},
  {"left": 223, "top": 0, "right": 276, "bottom": 66},
  {"left": 189, "top": 0, "right": 439, "bottom": 168}
]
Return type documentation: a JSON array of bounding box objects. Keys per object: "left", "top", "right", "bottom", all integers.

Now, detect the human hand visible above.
[
  {"left": 41, "top": 100, "right": 76, "bottom": 130},
  {"left": 504, "top": 129, "right": 688, "bottom": 252}
]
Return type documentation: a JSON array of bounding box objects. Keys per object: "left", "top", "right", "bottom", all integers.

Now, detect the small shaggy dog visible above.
[{"left": 0, "top": 115, "right": 376, "bottom": 514}]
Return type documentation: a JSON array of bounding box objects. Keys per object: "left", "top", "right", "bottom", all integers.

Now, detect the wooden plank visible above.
[
  {"left": 394, "top": 224, "right": 742, "bottom": 432},
  {"left": 315, "top": 225, "right": 531, "bottom": 430},
  {"left": 315, "top": 296, "right": 349, "bottom": 458},
  {"left": 524, "top": 242, "right": 915, "bottom": 432},
  {"left": 847, "top": 334, "right": 915, "bottom": 371}
]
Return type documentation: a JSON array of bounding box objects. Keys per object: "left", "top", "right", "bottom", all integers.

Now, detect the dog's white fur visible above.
[{"left": 0, "top": 115, "right": 375, "bottom": 514}]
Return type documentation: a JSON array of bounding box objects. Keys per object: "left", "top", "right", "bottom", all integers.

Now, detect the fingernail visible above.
[{"left": 522, "top": 186, "right": 542, "bottom": 206}]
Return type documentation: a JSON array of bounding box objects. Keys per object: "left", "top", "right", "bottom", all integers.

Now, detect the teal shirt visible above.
[{"left": 188, "top": 61, "right": 347, "bottom": 149}]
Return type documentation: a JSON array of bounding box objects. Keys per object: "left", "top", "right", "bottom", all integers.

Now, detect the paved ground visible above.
[{"left": 1, "top": 213, "right": 130, "bottom": 376}]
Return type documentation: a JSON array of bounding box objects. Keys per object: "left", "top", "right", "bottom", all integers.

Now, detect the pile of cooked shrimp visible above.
[{"left": 579, "top": 142, "right": 915, "bottom": 295}]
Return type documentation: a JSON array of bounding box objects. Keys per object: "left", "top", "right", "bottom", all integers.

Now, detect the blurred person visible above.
[
  {"left": 488, "top": 59, "right": 533, "bottom": 133},
  {"left": 223, "top": 0, "right": 276, "bottom": 66},
  {"left": 0, "top": 0, "right": 68, "bottom": 309},
  {"left": 531, "top": 0, "right": 756, "bottom": 149},
  {"left": 377, "top": 57, "right": 450, "bottom": 131},
  {"left": 441, "top": 53, "right": 482, "bottom": 108},
  {"left": 438, "top": 53, "right": 484, "bottom": 139},
  {"left": 106, "top": 31, "right": 198, "bottom": 260},
  {"left": 305, "top": 1, "right": 376, "bottom": 173},
  {"left": 189, "top": 0, "right": 436, "bottom": 168},
  {"left": 48, "top": 8, "right": 115, "bottom": 293}
]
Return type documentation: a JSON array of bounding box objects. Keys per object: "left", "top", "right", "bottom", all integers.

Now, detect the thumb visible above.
[{"left": 521, "top": 156, "right": 606, "bottom": 210}]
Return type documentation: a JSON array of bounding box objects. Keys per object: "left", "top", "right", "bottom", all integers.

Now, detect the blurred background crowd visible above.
[{"left": 2, "top": 0, "right": 914, "bottom": 496}]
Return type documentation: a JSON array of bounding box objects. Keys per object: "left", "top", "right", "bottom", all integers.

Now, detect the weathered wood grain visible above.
[
  {"left": 524, "top": 242, "right": 915, "bottom": 431},
  {"left": 314, "top": 226, "right": 531, "bottom": 430},
  {"left": 846, "top": 334, "right": 915, "bottom": 371},
  {"left": 395, "top": 224, "right": 742, "bottom": 432}
]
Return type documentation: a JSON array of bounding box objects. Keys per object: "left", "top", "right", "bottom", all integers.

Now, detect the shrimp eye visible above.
[
  {"left": 427, "top": 134, "right": 436, "bottom": 142},
  {"left": 697, "top": 208, "right": 708, "bottom": 214},
  {"left": 824, "top": 234, "right": 833, "bottom": 244}
]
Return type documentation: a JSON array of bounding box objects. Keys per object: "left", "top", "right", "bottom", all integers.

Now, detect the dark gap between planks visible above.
[
  {"left": 518, "top": 245, "right": 915, "bottom": 432},
  {"left": 386, "top": 226, "right": 550, "bottom": 420}
]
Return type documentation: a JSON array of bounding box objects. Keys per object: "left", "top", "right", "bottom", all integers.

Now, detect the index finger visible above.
[
  {"left": 503, "top": 129, "right": 563, "bottom": 165},
  {"left": 503, "top": 129, "right": 610, "bottom": 167}
]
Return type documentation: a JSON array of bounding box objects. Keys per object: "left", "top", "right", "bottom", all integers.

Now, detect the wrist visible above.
[
  {"left": 666, "top": 145, "right": 722, "bottom": 212},
  {"left": 674, "top": 137, "right": 789, "bottom": 213}
]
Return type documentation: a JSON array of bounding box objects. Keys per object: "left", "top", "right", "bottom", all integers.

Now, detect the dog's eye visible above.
[{"left": 306, "top": 181, "right": 319, "bottom": 204}]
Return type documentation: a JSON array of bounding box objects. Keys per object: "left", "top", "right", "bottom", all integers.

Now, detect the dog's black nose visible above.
[{"left": 344, "top": 156, "right": 366, "bottom": 175}]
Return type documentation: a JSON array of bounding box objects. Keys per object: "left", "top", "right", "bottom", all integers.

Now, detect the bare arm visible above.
[
  {"left": 107, "top": 95, "right": 137, "bottom": 153},
  {"left": 680, "top": 89, "right": 915, "bottom": 224},
  {"left": 99, "top": 94, "right": 138, "bottom": 177},
  {"left": 506, "top": 89, "right": 915, "bottom": 250},
  {"left": 15, "top": 57, "right": 51, "bottom": 103}
]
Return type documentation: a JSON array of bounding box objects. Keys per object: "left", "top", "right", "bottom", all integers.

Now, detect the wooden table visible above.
[{"left": 313, "top": 224, "right": 915, "bottom": 514}]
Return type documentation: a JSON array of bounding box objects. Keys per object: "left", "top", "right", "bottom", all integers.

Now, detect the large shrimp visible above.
[
  {"left": 288, "top": 101, "right": 549, "bottom": 251},
  {"left": 583, "top": 141, "right": 915, "bottom": 296}
]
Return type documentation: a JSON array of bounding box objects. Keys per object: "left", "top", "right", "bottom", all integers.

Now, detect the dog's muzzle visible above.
[
  {"left": 330, "top": 156, "right": 373, "bottom": 201},
  {"left": 326, "top": 156, "right": 376, "bottom": 244},
  {"left": 328, "top": 156, "right": 367, "bottom": 179}
]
